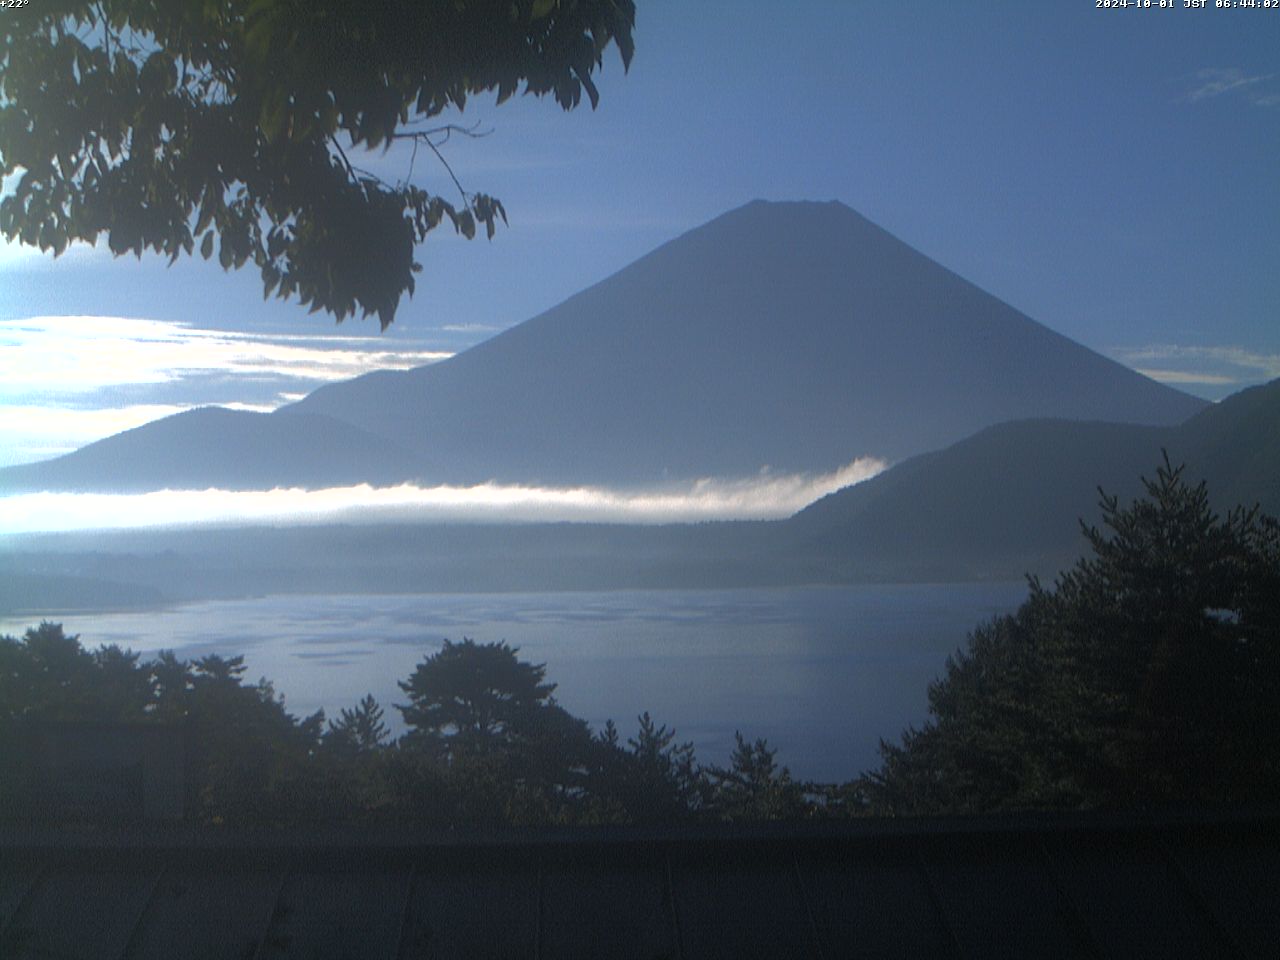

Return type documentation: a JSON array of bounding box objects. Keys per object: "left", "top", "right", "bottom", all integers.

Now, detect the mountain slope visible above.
[
  {"left": 4, "top": 381, "right": 1272, "bottom": 611},
  {"left": 785, "top": 378, "right": 1280, "bottom": 581},
  {"left": 285, "top": 199, "right": 1203, "bottom": 484},
  {"left": 1173, "top": 379, "right": 1280, "bottom": 510},
  {"left": 0, "top": 408, "right": 424, "bottom": 493},
  {"left": 2, "top": 199, "right": 1205, "bottom": 493}
]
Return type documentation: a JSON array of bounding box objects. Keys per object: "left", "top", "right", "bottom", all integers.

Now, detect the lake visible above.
[{"left": 1, "top": 582, "right": 1028, "bottom": 781}]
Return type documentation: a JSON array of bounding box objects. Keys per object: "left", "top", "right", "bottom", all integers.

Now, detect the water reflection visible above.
[{"left": 2, "top": 583, "right": 1027, "bottom": 780}]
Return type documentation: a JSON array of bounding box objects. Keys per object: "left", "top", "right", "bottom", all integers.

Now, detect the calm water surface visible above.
[{"left": 3, "top": 583, "right": 1028, "bottom": 780}]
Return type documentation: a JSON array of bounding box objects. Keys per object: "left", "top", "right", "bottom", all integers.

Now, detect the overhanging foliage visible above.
[{"left": 0, "top": 0, "right": 635, "bottom": 327}]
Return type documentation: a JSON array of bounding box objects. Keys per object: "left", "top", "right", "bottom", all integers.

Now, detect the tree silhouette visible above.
[
  {"left": 324, "top": 693, "right": 390, "bottom": 755},
  {"left": 870, "top": 455, "right": 1280, "bottom": 814},
  {"left": 0, "top": 628, "right": 332, "bottom": 824},
  {"left": 178, "top": 653, "right": 326, "bottom": 822},
  {"left": 590, "top": 711, "right": 704, "bottom": 823},
  {"left": 396, "top": 638, "right": 557, "bottom": 754},
  {"left": 1, "top": 621, "right": 839, "bottom": 825},
  {"left": 395, "top": 638, "right": 621, "bottom": 823},
  {"left": 706, "top": 732, "right": 806, "bottom": 821},
  {"left": 0, "top": 0, "right": 635, "bottom": 326},
  {"left": 0, "top": 622, "right": 152, "bottom": 722}
]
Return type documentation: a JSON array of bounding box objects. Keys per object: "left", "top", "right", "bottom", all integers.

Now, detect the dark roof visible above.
[{"left": 2, "top": 812, "right": 1277, "bottom": 959}]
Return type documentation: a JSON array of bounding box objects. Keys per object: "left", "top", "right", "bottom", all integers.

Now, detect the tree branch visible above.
[
  {"left": 423, "top": 133, "right": 467, "bottom": 204},
  {"left": 386, "top": 124, "right": 493, "bottom": 202},
  {"left": 328, "top": 135, "right": 357, "bottom": 182}
]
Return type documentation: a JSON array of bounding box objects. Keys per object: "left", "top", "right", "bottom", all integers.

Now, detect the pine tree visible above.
[
  {"left": 870, "top": 455, "right": 1280, "bottom": 813},
  {"left": 325, "top": 694, "right": 390, "bottom": 755},
  {"left": 396, "top": 639, "right": 556, "bottom": 755}
]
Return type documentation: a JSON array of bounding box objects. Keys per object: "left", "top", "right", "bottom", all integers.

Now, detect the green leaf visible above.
[{"left": 0, "top": 0, "right": 635, "bottom": 326}]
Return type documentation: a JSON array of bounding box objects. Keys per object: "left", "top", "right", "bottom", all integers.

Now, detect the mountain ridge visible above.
[
  {"left": 287, "top": 198, "right": 1204, "bottom": 483},
  {"left": 2, "top": 378, "right": 1274, "bottom": 612},
  {"left": 782, "top": 377, "right": 1280, "bottom": 580},
  {"left": 1, "top": 199, "right": 1205, "bottom": 493},
  {"left": 0, "top": 407, "right": 424, "bottom": 493}
]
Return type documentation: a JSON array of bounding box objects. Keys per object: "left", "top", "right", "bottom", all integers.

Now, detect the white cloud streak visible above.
[
  {"left": 1131, "top": 369, "right": 1238, "bottom": 386},
  {"left": 0, "top": 315, "right": 451, "bottom": 396},
  {"left": 1185, "top": 68, "right": 1279, "bottom": 107},
  {"left": 0, "top": 315, "right": 455, "bottom": 465},
  {"left": 0, "top": 458, "right": 887, "bottom": 534},
  {"left": 437, "top": 322, "right": 502, "bottom": 334},
  {"left": 1111, "top": 344, "right": 1280, "bottom": 393}
]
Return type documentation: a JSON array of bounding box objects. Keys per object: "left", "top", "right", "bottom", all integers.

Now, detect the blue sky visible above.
[{"left": 1, "top": 0, "right": 1277, "bottom": 474}]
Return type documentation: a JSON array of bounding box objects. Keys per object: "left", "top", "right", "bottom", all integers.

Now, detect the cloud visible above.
[
  {"left": 1114, "top": 344, "right": 1280, "bottom": 377},
  {"left": 1129, "top": 369, "right": 1238, "bottom": 386},
  {"left": 1185, "top": 68, "right": 1278, "bottom": 107},
  {"left": 0, "top": 457, "right": 888, "bottom": 534},
  {"left": 0, "top": 314, "right": 457, "bottom": 466},
  {"left": 0, "top": 315, "right": 451, "bottom": 397},
  {"left": 1110, "top": 344, "right": 1280, "bottom": 397},
  {"left": 437, "top": 323, "right": 503, "bottom": 333}
]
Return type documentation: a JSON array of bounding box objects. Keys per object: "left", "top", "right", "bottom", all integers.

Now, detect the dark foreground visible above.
[{"left": 2, "top": 811, "right": 1277, "bottom": 959}]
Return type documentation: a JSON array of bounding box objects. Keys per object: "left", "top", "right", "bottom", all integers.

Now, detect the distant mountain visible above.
[
  {"left": 1174, "top": 377, "right": 1280, "bottom": 510},
  {"left": 4, "top": 380, "right": 1274, "bottom": 612},
  {"left": 287, "top": 199, "right": 1203, "bottom": 484},
  {"left": 784, "top": 378, "right": 1280, "bottom": 581},
  {"left": 0, "top": 408, "right": 422, "bottom": 493},
  {"left": 1, "top": 199, "right": 1204, "bottom": 493}
]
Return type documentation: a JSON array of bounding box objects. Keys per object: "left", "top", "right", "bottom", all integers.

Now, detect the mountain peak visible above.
[
  {"left": 2, "top": 201, "right": 1207, "bottom": 493},
  {"left": 283, "top": 199, "right": 1203, "bottom": 484}
]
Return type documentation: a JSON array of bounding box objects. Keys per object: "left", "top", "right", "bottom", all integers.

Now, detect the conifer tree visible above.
[
  {"left": 870, "top": 455, "right": 1280, "bottom": 813},
  {"left": 325, "top": 693, "right": 390, "bottom": 755},
  {"left": 396, "top": 638, "right": 556, "bottom": 754}
]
